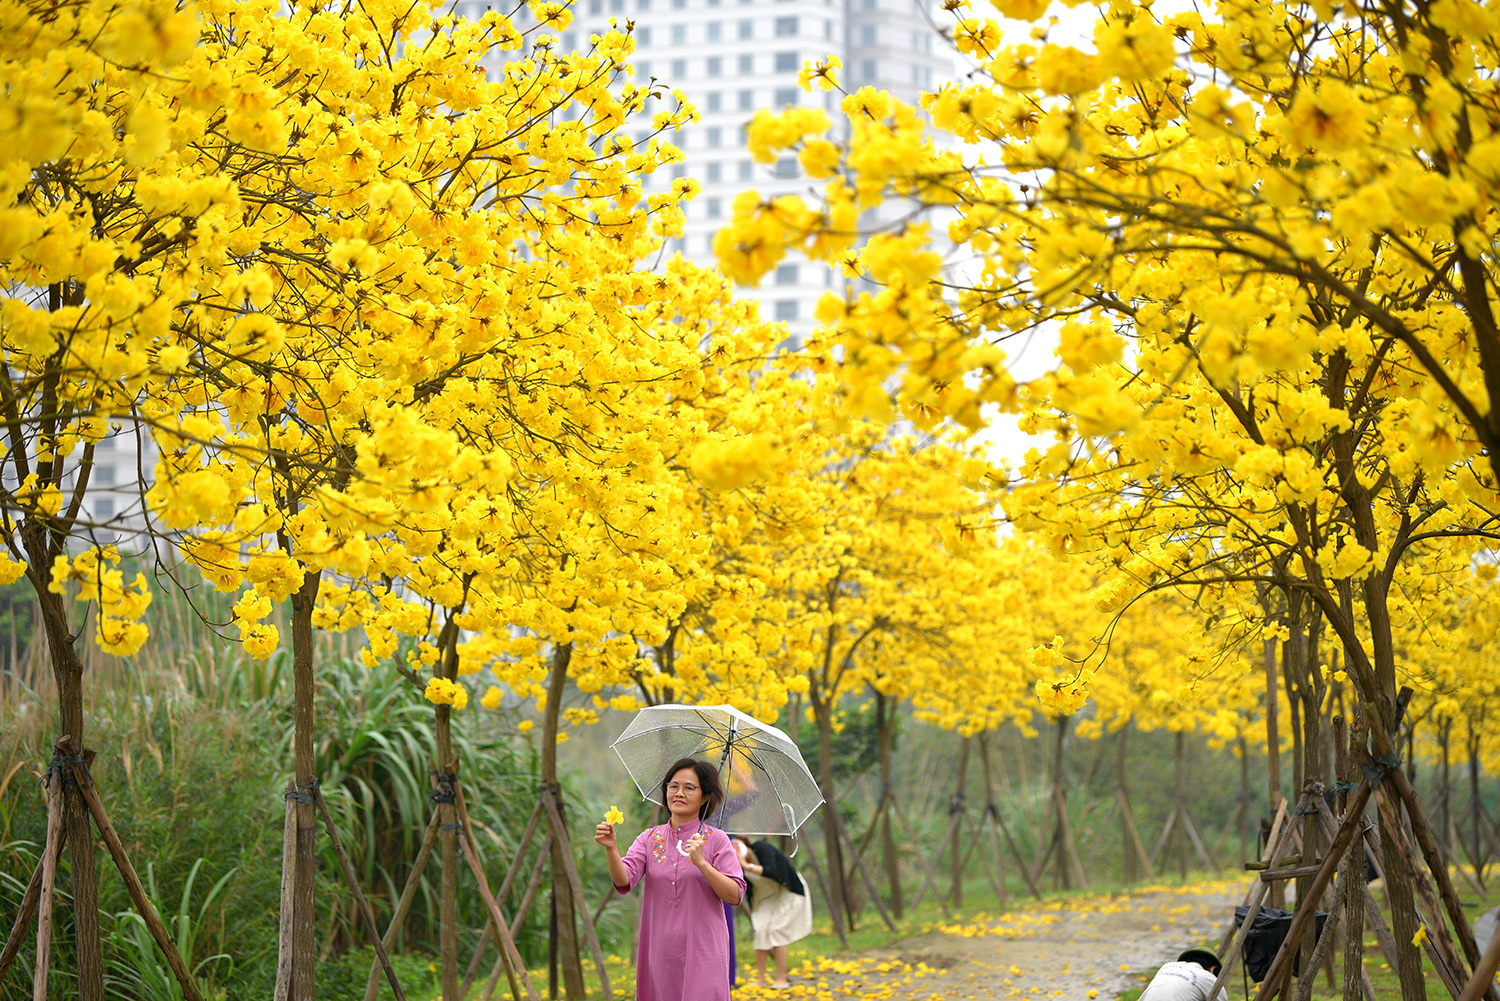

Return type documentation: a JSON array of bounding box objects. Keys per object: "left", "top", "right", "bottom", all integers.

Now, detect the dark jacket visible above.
[{"left": 743, "top": 840, "right": 804, "bottom": 908}]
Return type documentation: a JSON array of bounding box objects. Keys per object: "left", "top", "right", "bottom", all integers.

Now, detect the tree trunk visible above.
[
  {"left": 1264, "top": 635, "right": 1282, "bottom": 817},
  {"left": 1342, "top": 710, "right": 1366, "bottom": 1001},
  {"left": 1050, "top": 720, "right": 1071, "bottom": 890},
  {"left": 287, "top": 568, "right": 322, "bottom": 1001},
  {"left": 1470, "top": 720, "right": 1487, "bottom": 887},
  {"left": 810, "top": 688, "right": 850, "bottom": 930},
  {"left": 950, "top": 736, "right": 971, "bottom": 906},
  {"left": 875, "top": 692, "right": 902, "bottom": 918},
  {"left": 1119, "top": 729, "right": 1136, "bottom": 884},
  {"left": 1439, "top": 720, "right": 1452, "bottom": 855},
  {"left": 541, "top": 642, "right": 586, "bottom": 999},
  {"left": 435, "top": 619, "right": 461, "bottom": 1001},
  {"left": 978, "top": 731, "right": 1006, "bottom": 906},
  {"left": 24, "top": 526, "right": 104, "bottom": 1001}
]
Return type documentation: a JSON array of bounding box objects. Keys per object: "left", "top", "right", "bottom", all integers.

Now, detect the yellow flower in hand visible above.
[{"left": 604, "top": 806, "right": 625, "bottom": 825}]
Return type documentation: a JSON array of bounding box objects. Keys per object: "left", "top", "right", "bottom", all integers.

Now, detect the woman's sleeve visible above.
[
  {"left": 709, "top": 831, "right": 748, "bottom": 905},
  {"left": 616, "top": 829, "right": 650, "bottom": 894}
]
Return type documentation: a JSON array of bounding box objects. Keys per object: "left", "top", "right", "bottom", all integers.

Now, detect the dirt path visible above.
[{"left": 734, "top": 877, "right": 1246, "bottom": 1000}]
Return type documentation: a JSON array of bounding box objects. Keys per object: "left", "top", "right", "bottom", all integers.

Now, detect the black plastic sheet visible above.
[{"left": 1233, "top": 905, "right": 1329, "bottom": 982}]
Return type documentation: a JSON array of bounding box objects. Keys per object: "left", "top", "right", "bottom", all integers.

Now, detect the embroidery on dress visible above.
[{"left": 650, "top": 829, "right": 667, "bottom": 864}]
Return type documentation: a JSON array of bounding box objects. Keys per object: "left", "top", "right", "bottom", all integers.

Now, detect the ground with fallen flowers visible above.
[{"left": 728, "top": 877, "right": 1243, "bottom": 1000}]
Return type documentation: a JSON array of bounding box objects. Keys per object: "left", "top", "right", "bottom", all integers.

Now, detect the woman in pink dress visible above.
[{"left": 596, "top": 758, "right": 746, "bottom": 1001}]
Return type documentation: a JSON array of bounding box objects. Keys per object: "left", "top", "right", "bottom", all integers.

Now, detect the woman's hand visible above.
[
  {"left": 595, "top": 822, "right": 617, "bottom": 852},
  {"left": 684, "top": 831, "right": 708, "bottom": 866}
]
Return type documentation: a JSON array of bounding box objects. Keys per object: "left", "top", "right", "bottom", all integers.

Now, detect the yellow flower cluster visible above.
[
  {"left": 424, "top": 677, "right": 469, "bottom": 710},
  {"left": 48, "top": 549, "right": 153, "bottom": 657}
]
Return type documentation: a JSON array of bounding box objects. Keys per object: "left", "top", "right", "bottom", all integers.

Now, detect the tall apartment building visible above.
[{"left": 518, "top": 0, "right": 954, "bottom": 339}]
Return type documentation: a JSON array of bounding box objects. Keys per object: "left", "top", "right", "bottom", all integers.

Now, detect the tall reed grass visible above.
[{"left": 0, "top": 629, "right": 585, "bottom": 1000}]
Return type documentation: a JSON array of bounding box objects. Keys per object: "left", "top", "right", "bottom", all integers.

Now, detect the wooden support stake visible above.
[
  {"left": 911, "top": 811, "right": 962, "bottom": 912},
  {"left": 1054, "top": 784, "right": 1088, "bottom": 889},
  {"left": 1392, "top": 767, "right": 1499, "bottom": 989},
  {"left": 1458, "top": 913, "right": 1500, "bottom": 1001},
  {"left": 831, "top": 805, "right": 896, "bottom": 931},
  {"left": 1371, "top": 786, "right": 1467, "bottom": 1001},
  {"left": 798, "top": 845, "right": 849, "bottom": 949},
  {"left": 1254, "top": 782, "right": 1373, "bottom": 1001},
  {"left": 0, "top": 819, "right": 66, "bottom": 983},
  {"left": 69, "top": 761, "right": 207, "bottom": 1001},
  {"left": 1210, "top": 792, "right": 1301, "bottom": 1000},
  {"left": 891, "top": 796, "right": 957, "bottom": 916},
  {"left": 275, "top": 788, "right": 297, "bottom": 1001},
  {"left": 362, "top": 811, "right": 441, "bottom": 1001},
  {"left": 31, "top": 771, "right": 62, "bottom": 1001},
  {"left": 462, "top": 804, "right": 546, "bottom": 1000},
  {"left": 479, "top": 837, "right": 554, "bottom": 1001},
  {"left": 314, "top": 788, "right": 407, "bottom": 1001},
  {"left": 458, "top": 825, "right": 538, "bottom": 1001},
  {"left": 1118, "top": 788, "right": 1157, "bottom": 882},
  {"left": 495, "top": 799, "right": 544, "bottom": 905},
  {"left": 541, "top": 789, "right": 614, "bottom": 1001}
]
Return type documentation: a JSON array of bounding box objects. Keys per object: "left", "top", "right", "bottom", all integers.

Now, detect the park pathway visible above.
[{"left": 733, "top": 877, "right": 1245, "bottom": 1000}]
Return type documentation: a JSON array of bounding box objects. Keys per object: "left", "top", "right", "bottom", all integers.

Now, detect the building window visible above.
[
  {"left": 861, "top": 24, "right": 876, "bottom": 45},
  {"left": 774, "top": 86, "right": 798, "bottom": 106},
  {"left": 672, "top": 57, "right": 687, "bottom": 76},
  {"left": 707, "top": 126, "right": 723, "bottom": 146},
  {"left": 774, "top": 157, "right": 798, "bottom": 178},
  {"left": 774, "top": 300, "right": 799, "bottom": 320},
  {"left": 825, "top": 18, "right": 833, "bottom": 38},
  {"left": 707, "top": 55, "right": 722, "bottom": 75},
  {"left": 739, "top": 53, "right": 754, "bottom": 74},
  {"left": 94, "top": 498, "right": 115, "bottom": 519},
  {"left": 775, "top": 264, "right": 799, "bottom": 284},
  {"left": 707, "top": 21, "right": 722, "bottom": 40},
  {"left": 707, "top": 91, "right": 722, "bottom": 112},
  {"left": 739, "top": 159, "right": 754, "bottom": 180},
  {"left": 774, "top": 51, "right": 797, "bottom": 72},
  {"left": 775, "top": 15, "right": 798, "bottom": 35},
  {"left": 639, "top": 0, "right": 651, "bottom": 8},
  {"left": 94, "top": 466, "right": 116, "bottom": 486},
  {"left": 707, "top": 161, "right": 722, "bottom": 182},
  {"left": 738, "top": 19, "right": 753, "bottom": 38},
  {"left": 673, "top": 163, "right": 689, "bottom": 179},
  {"left": 590, "top": 0, "right": 602, "bottom": 12},
  {"left": 706, "top": 197, "right": 723, "bottom": 218},
  {"left": 638, "top": 26, "right": 651, "bottom": 44},
  {"left": 861, "top": 59, "right": 876, "bottom": 80},
  {"left": 863, "top": 0, "right": 876, "bottom": 8},
  {"left": 738, "top": 88, "right": 754, "bottom": 110},
  {"left": 98, "top": 436, "right": 116, "bottom": 451},
  {"left": 611, "top": 0, "right": 624, "bottom": 11},
  {"left": 672, "top": 23, "right": 687, "bottom": 43},
  {"left": 911, "top": 63, "right": 920, "bottom": 84}
]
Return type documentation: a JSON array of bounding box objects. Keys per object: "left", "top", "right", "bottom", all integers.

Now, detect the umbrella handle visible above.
[{"left": 677, "top": 841, "right": 691, "bottom": 858}]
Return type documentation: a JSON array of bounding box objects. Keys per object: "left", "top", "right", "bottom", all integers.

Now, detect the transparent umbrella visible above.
[{"left": 610, "top": 704, "right": 824, "bottom": 839}]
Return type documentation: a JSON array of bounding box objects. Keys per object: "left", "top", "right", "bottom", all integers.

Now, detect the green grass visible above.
[{"left": 1115, "top": 875, "right": 1495, "bottom": 1001}]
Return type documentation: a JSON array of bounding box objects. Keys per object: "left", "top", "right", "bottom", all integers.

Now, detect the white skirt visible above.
[{"left": 745, "top": 871, "right": 813, "bottom": 950}]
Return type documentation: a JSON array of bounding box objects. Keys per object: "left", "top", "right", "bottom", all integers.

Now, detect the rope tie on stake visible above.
[
  {"left": 48, "top": 751, "right": 87, "bottom": 787},
  {"left": 429, "top": 769, "right": 458, "bottom": 805},
  {"left": 948, "top": 792, "right": 966, "bottom": 815},
  {"left": 286, "top": 779, "right": 319, "bottom": 804},
  {"left": 1361, "top": 750, "right": 1402, "bottom": 786}
]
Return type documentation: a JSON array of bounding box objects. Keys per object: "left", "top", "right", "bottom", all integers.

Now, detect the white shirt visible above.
[{"left": 1138, "top": 961, "right": 1228, "bottom": 1001}]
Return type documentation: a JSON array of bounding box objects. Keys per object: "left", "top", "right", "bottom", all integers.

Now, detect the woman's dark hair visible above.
[{"left": 659, "top": 758, "right": 724, "bottom": 823}]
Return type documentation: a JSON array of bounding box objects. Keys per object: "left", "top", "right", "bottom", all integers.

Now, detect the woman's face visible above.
[{"left": 666, "top": 767, "right": 706, "bottom": 819}]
